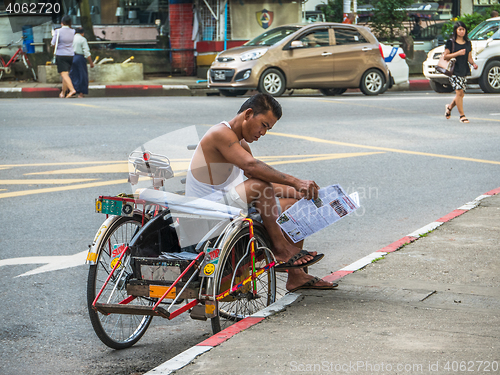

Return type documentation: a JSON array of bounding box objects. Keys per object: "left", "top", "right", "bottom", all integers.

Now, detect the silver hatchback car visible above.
[{"left": 208, "top": 22, "right": 390, "bottom": 97}]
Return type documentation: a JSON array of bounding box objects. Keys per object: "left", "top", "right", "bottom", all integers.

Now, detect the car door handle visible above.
[
  {"left": 362, "top": 47, "right": 372, "bottom": 52},
  {"left": 321, "top": 52, "right": 333, "bottom": 56}
]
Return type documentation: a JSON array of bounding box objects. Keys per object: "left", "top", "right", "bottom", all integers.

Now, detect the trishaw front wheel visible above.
[{"left": 87, "top": 215, "right": 152, "bottom": 349}]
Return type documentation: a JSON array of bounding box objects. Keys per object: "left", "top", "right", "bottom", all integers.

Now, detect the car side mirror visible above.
[{"left": 290, "top": 40, "right": 304, "bottom": 49}]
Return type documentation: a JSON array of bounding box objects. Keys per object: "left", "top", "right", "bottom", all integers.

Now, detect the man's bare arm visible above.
[{"left": 216, "top": 128, "right": 319, "bottom": 198}]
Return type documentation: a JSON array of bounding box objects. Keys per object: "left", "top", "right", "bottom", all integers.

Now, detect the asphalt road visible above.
[{"left": 1, "top": 91, "right": 499, "bottom": 375}]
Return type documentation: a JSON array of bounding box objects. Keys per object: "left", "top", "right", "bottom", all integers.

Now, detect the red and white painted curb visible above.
[
  {"left": 145, "top": 187, "right": 500, "bottom": 374},
  {"left": 0, "top": 85, "right": 191, "bottom": 98}
]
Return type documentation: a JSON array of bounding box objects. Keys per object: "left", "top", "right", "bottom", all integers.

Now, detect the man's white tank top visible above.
[{"left": 185, "top": 121, "right": 244, "bottom": 201}]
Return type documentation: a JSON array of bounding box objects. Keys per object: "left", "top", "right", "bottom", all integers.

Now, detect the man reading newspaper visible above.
[{"left": 185, "top": 93, "right": 337, "bottom": 292}]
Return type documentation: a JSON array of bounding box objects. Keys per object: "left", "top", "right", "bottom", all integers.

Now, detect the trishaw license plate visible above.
[
  {"left": 103, "top": 199, "right": 122, "bottom": 215},
  {"left": 96, "top": 198, "right": 134, "bottom": 217}
]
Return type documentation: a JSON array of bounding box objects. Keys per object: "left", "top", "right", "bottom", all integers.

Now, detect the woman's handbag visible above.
[
  {"left": 435, "top": 40, "right": 455, "bottom": 77},
  {"left": 436, "top": 55, "right": 455, "bottom": 77},
  {"left": 51, "top": 29, "right": 60, "bottom": 65}
]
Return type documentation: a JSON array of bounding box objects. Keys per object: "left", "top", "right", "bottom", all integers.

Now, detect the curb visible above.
[
  {"left": 144, "top": 186, "right": 500, "bottom": 375},
  {"left": 408, "top": 79, "right": 431, "bottom": 91},
  {"left": 0, "top": 84, "right": 214, "bottom": 99},
  {"left": 0, "top": 79, "right": 430, "bottom": 99}
]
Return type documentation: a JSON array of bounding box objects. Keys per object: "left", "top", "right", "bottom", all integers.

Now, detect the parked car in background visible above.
[
  {"left": 380, "top": 43, "right": 409, "bottom": 88},
  {"left": 208, "top": 22, "right": 390, "bottom": 97},
  {"left": 423, "top": 16, "right": 500, "bottom": 93}
]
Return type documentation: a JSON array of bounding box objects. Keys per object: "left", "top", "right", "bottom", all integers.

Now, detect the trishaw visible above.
[{"left": 86, "top": 139, "right": 286, "bottom": 349}]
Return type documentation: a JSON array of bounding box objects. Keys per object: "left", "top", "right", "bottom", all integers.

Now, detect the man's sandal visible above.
[
  {"left": 274, "top": 250, "right": 324, "bottom": 272},
  {"left": 445, "top": 105, "right": 451, "bottom": 119},
  {"left": 287, "top": 276, "right": 339, "bottom": 293},
  {"left": 460, "top": 115, "right": 469, "bottom": 123}
]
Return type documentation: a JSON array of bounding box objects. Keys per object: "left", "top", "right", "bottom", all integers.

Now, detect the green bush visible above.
[{"left": 441, "top": 13, "right": 487, "bottom": 40}]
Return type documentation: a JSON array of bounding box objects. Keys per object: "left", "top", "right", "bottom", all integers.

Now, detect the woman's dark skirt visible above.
[
  {"left": 56, "top": 55, "right": 73, "bottom": 73},
  {"left": 69, "top": 54, "right": 89, "bottom": 95}
]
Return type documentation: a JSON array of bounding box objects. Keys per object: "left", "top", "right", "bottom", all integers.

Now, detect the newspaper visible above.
[{"left": 276, "top": 184, "right": 359, "bottom": 243}]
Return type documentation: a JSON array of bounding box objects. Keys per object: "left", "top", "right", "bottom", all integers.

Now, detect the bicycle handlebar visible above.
[{"left": 4, "top": 36, "right": 25, "bottom": 48}]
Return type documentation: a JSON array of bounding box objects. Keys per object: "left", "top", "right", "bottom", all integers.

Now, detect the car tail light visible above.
[
  {"left": 399, "top": 52, "right": 406, "bottom": 59},
  {"left": 378, "top": 44, "right": 384, "bottom": 58}
]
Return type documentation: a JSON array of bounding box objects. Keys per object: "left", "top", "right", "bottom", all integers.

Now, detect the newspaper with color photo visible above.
[{"left": 276, "top": 184, "right": 359, "bottom": 243}]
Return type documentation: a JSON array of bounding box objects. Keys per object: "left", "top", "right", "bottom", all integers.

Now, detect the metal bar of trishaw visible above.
[
  {"left": 92, "top": 245, "right": 130, "bottom": 308},
  {"left": 152, "top": 251, "right": 205, "bottom": 311},
  {"left": 216, "top": 261, "right": 276, "bottom": 301},
  {"left": 244, "top": 218, "right": 258, "bottom": 294}
]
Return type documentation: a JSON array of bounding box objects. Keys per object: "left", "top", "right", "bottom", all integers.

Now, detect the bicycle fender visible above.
[{"left": 86, "top": 215, "right": 121, "bottom": 265}]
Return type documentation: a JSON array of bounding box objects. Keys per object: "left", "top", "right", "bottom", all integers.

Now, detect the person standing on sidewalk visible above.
[
  {"left": 70, "top": 28, "right": 94, "bottom": 98},
  {"left": 444, "top": 21, "right": 478, "bottom": 123},
  {"left": 51, "top": 15, "right": 77, "bottom": 98}
]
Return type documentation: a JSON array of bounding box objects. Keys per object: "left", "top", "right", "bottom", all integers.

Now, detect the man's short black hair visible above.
[
  {"left": 75, "top": 27, "right": 84, "bottom": 34},
  {"left": 237, "top": 93, "right": 282, "bottom": 120}
]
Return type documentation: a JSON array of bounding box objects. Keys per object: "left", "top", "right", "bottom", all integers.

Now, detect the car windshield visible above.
[
  {"left": 245, "top": 26, "right": 300, "bottom": 46},
  {"left": 468, "top": 20, "right": 500, "bottom": 40}
]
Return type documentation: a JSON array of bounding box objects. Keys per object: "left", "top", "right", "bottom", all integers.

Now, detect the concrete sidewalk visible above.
[
  {"left": 0, "top": 75, "right": 431, "bottom": 99},
  {"left": 148, "top": 188, "right": 500, "bottom": 374}
]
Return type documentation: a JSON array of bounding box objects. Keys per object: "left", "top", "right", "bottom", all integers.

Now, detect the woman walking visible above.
[
  {"left": 444, "top": 21, "right": 478, "bottom": 123},
  {"left": 51, "top": 15, "right": 76, "bottom": 98},
  {"left": 70, "top": 28, "right": 94, "bottom": 98}
]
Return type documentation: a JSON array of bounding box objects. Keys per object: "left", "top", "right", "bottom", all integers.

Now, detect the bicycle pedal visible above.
[{"left": 189, "top": 304, "right": 207, "bottom": 321}]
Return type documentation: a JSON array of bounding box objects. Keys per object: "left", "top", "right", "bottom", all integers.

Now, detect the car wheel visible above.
[
  {"left": 479, "top": 61, "right": 500, "bottom": 94},
  {"left": 379, "top": 73, "right": 394, "bottom": 94},
  {"left": 429, "top": 80, "right": 454, "bottom": 93},
  {"left": 319, "top": 88, "right": 347, "bottom": 96},
  {"left": 359, "top": 69, "right": 385, "bottom": 95},
  {"left": 258, "top": 69, "right": 286, "bottom": 97},
  {"left": 219, "top": 89, "right": 248, "bottom": 97}
]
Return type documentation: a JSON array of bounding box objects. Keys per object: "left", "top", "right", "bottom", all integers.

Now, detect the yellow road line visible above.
[
  {"left": 0, "top": 179, "right": 98, "bottom": 185},
  {"left": 258, "top": 153, "right": 370, "bottom": 160},
  {"left": 68, "top": 103, "right": 101, "bottom": 108},
  {"left": 0, "top": 179, "right": 128, "bottom": 199},
  {"left": 267, "top": 152, "right": 383, "bottom": 166},
  {"left": 468, "top": 117, "right": 500, "bottom": 123},
  {"left": 66, "top": 102, "right": 141, "bottom": 115},
  {"left": 0, "top": 159, "right": 191, "bottom": 169},
  {"left": 26, "top": 163, "right": 130, "bottom": 175},
  {"left": 268, "top": 132, "right": 500, "bottom": 165},
  {"left": 0, "top": 161, "right": 125, "bottom": 168}
]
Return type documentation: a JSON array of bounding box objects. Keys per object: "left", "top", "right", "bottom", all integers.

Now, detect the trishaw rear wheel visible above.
[
  {"left": 211, "top": 222, "right": 282, "bottom": 333},
  {"left": 87, "top": 215, "right": 153, "bottom": 349}
]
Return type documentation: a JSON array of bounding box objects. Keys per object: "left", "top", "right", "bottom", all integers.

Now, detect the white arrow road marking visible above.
[{"left": 0, "top": 250, "right": 88, "bottom": 278}]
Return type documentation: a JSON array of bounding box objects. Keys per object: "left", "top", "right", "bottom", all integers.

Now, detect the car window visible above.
[
  {"left": 468, "top": 20, "right": 500, "bottom": 40},
  {"left": 297, "top": 28, "right": 330, "bottom": 48},
  {"left": 246, "top": 26, "right": 300, "bottom": 46},
  {"left": 333, "top": 28, "right": 367, "bottom": 45}
]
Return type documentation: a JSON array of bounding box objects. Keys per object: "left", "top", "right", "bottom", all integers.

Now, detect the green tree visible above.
[
  {"left": 77, "top": 0, "right": 96, "bottom": 41},
  {"left": 441, "top": 13, "right": 486, "bottom": 40},
  {"left": 321, "top": 0, "right": 344, "bottom": 23},
  {"left": 370, "top": 0, "right": 413, "bottom": 42}
]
